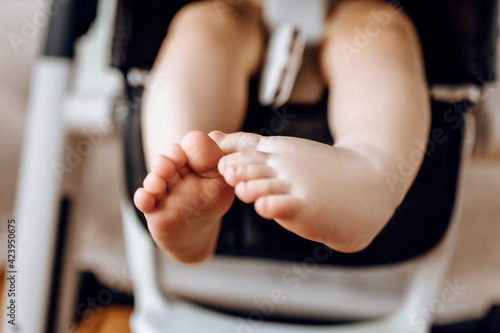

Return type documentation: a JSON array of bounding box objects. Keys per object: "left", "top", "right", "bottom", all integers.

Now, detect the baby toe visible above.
[
  {"left": 165, "top": 143, "right": 188, "bottom": 168},
  {"left": 235, "top": 179, "right": 289, "bottom": 203},
  {"left": 254, "top": 195, "right": 301, "bottom": 221},
  {"left": 165, "top": 143, "right": 191, "bottom": 177},
  {"left": 219, "top": 151, "right": 269, "bottom": 173},
  {"left": 134, "top": 187, "right": 156, "bottom": 213},
  {"left": 223, "top": 164, "right": 276, "bottom": 187},
  {"left": 151, "top": 154, "right": 177, "bottom": 180},
  {"left": 143, "top": 172, "right": 167, "bottom": 195},
  {"left": 211, "top": 131, "right": 263, "bottom": 154},
  {"left": 182, "top": 131, "right": 225, "bottom": 175}
]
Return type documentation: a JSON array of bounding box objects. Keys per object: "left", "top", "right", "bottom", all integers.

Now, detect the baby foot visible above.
[
  {"left": 212, "top": 131, "right": 400, "bottom": 253},
  {"left": 134, "top": 131, "right": 235, "bottom": 263}
]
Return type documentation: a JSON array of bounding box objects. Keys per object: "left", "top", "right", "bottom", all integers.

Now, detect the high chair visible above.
[{"left": 3, "top": 0, "right": 497, "bottom": 332}]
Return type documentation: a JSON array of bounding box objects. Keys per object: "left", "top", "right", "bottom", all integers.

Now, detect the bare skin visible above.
[
  {"left": 134, "top": 0, "right": 430, "bottom": 262},
  {"left": 135, "top": 131, "right": 234, "bottom": 263},
  {"left": 135, "top": 1, "right": 263, "bottom": 263}
]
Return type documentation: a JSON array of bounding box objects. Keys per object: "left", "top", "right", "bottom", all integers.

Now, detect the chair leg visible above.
[
  {"left": 121, "top": 199, "right": 174, "bottom": 333},
  {"left": 1, "top": 57, "right": 72, "bottom": 333}
]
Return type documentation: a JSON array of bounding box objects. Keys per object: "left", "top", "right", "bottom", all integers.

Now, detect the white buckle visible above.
[{"left": 259, "top": 24, "right": 306, "bottom": 108}]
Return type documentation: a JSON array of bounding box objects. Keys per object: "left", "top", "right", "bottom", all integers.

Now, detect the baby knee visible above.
[
  {"left": 169, "top": 2, "right": 249, "bottom": 44},
  {"left": 167, "top": 1, "right": 264, "bottom": 59},
  {"left": 168, "top": 3, "right": 220, "bottom": 42}
]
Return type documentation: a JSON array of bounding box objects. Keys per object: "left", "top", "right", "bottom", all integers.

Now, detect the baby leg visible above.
[
  {"left": 135, "top": 1, "right": 265, "bottom": 263},
  {"left": 215, "top": 1, "right": 430, "bottom": 253},
  {"left": 320, "top": 1, "right": 430, "bottom": 211},
  {"left": 142, "top": 1, "right": 264, "bottom": 160}
]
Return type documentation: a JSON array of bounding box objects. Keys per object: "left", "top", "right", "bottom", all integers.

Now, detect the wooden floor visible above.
[
  {"left": 73, "top": 306, "right": 133, "bottom": 333},
  {"left": 0, "top": 269, "right": 132, "bottom": 333}
]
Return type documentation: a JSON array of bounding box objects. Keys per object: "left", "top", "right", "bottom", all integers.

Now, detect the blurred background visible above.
[{"left": 0, "top": 0, "right": 500, "bottom": 331}]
